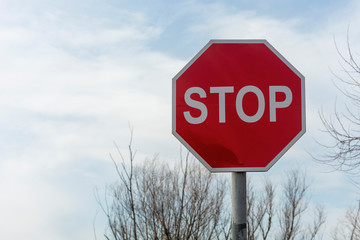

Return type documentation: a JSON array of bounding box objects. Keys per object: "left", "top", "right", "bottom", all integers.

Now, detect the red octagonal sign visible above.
[{"left": 172, "top": 39, "right": 305, "bottom": 172}]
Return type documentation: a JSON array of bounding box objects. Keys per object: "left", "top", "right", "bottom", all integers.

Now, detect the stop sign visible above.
[{"left": 172, "top": 39, "right": 305, "bottom": 172}]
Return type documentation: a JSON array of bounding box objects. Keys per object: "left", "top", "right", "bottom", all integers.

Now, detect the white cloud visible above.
[{"left": 0, "top": 2, "right": 182, "bottom": 239}]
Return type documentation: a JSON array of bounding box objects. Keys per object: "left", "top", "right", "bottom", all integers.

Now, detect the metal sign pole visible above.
[{"left": 232, "top": 172, "right": 247, "bottom": 240}]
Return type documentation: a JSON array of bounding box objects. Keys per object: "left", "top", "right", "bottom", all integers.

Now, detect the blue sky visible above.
[{"left": 1, "top": 0, "right": 360, "bottom": 239}]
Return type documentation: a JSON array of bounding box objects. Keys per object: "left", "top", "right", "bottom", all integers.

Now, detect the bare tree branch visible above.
[{"left": 317, "top": 32, "right": 360, "bottom": 183}]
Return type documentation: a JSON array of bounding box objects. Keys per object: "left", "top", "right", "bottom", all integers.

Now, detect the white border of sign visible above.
[{"left": 172, "top": 39, "right": 306, "bottom": 172}]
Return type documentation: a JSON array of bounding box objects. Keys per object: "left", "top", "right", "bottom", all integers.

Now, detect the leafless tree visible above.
[
  {"left": 95, "top": 139, "right": 231, "bottom": 240},
  {"left": 247, "top": 177, "right": 275, "bottom": 240},
  {"left": 278, "top": 170, "right": 325, "bottom": 240},
  {"left": 247, "top": 170, "right": 325, "bottom": 240},
  {"left": 318, "top": 31, "right": 360, "bottom": 178},
  {"left": 332, "top": 201, "right": 360, "bottom": 240},
  {"left": 96, "top": 137, "right": 325, "bottom": 240}
]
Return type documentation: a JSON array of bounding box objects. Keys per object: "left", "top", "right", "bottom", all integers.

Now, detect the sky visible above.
[{"left": 1, "top": 0, "right": 360, "bottom": 239}]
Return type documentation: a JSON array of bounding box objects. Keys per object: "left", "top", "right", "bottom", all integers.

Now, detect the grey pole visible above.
[{"left": 232, "top": 172, "right": 247, "bottom": 240}]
